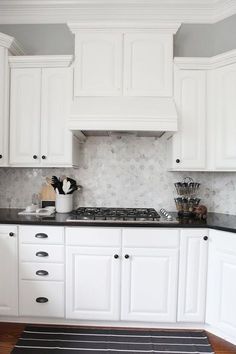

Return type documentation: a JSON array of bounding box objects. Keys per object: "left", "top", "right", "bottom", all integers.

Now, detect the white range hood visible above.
[
  {"left": 68, "top": 22, "right": 180, "bottom": 137},
  {"left": 69, "top": 96, "right": 178, "bottom": 137}
]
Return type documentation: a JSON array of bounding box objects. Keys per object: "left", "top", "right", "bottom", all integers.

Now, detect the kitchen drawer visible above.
[
  {"left": 19, "top": 226, "right": 64, "bottom": 244},
  {"left": 66, "top": 227, "right": 121, "bottom": 246},
  {"left": 20, "top": 262, "right": 64, "bottom": 281},
  {"left": 19, "top": 280, "right": 64, "bottom": 318},
  {"left": 20, "top": 244, "right": 64, "bottom": 263},
  {"left": 122, "top": 228, "right": 180, "bottom": 248}
]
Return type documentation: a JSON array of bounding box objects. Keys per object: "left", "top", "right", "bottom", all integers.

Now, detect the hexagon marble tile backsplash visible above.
[{"left": 0, "top": 136, "right": 236, "bottom": 215}]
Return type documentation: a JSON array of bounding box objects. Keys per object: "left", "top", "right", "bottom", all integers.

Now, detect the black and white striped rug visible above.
[{"left": 12, "top": 326, "right": 215, "bottom": 354}]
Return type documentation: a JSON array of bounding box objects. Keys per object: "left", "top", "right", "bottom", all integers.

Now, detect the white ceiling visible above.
[{"left": 0, "top": 0, "right": 235, "bottom": 24}]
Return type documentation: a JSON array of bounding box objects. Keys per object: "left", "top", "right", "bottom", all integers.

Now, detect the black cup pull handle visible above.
[
  {"left": 36, "top": 270, "right": 49, "bottom": 276},
  {"left": 36, "top": 251, "right": 49, "bottom": 257},
  {"left": 36, "top": 297, "right": 48, "bottom": 303},
  {"left": 35, "top": 233, "right": 48, "bottom": 239}
]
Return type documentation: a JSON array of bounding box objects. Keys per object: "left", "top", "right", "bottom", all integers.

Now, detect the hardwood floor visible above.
[{"left": 0, "top": 322, "right": 235, "bottom": 354}]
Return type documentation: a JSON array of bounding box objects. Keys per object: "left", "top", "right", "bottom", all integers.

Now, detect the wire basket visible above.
[{"left": 174, "top": 177, "right": 201, "bottom": 217}]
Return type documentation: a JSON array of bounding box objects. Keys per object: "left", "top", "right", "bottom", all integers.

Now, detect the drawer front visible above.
[
  {"left": 19, "top": 280, "right": 64, "bottom": 318},
  {"left": 20, "top": 263, "right": 64, "bottom": 281},
  {"left": 66, "top": 227, "right": 121, "bottom": 246},
  {"left": 20, "top": 244, "right": 64, "bottom": 263},
  {"left": 122, "top": 228, "right": 179, "bottom": 248},
  {"left": 19, "top": 226, "right": 64, "bottom": 244}
]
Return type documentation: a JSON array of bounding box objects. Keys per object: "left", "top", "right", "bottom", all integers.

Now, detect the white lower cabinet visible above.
[
  {"left": 178, "top": 229, "right": 208, "bottom": 322},
  {"left": 19, "top": 226, "right": 65, "bottom": 318},
  {"left": 0, "top": 225, "right": 18, "bottom": 316},
  {"left": 206, "top": 230, "right": 236, "bottom": 340}
]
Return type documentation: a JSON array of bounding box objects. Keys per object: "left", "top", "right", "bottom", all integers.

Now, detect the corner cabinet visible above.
[
  {"left": 9, "top": 56, "right": 81, "bottom": 167},
  {"left": 167, "top": 66, "right": 206, "bottom": 170},
  {"left": 206, "top": 230, "right": 236, "bottom": 343},
  {"left": 0, "top": 225, "right": 18, "bottom": 316}
]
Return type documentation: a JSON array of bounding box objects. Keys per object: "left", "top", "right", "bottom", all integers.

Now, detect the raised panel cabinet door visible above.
[
  {"left": 66, "top": 246, "right": 121, "bottom": 320},
  {"left": 171, "top": 67, "right": 206, "bottom": 170},
  {"left": 0, "top": 47, "right": 9, "bottom": 166},
  {"left": 178, "top": 229, "right": 208, "bottom": 322},
  {"left": 0, "top": 225, "right": 18, "bottom": 316},
  {"left": 74, "top": 32, "right": 122, "bottom": 96},
  {"left": 10, "top": 68, "right": 41, "bottom": 165},
  {"left": 41, "top": 68, "right": 73, "bottom": 166},
  {"left": 121, "top": 247, "right": 179, "bottom": 322},
  {"left": 209, "top": 63, "right": 236, "bottom": 170},
  {"left": 206, "top": 230, "right": 236, "bottom": 340},
  {"left": 124, "top": 33, "right": 173, "bottom": 96}
]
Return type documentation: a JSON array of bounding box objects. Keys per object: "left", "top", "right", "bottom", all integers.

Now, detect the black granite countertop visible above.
[{"left": 0, "top": 208, "right": 236, "bottom": 233}]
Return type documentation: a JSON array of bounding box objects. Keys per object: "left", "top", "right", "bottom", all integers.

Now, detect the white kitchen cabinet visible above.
[
  {"left": 121, "top": 228, "right": 179, "bottom": 322},
  {"left": 206, "top": 230, "right": 236, "bottom": 341},
  {"left": 66, "top": 246, "right": 121, "bottom": 320},
  {"left": 208, "top": 63, "right": 236, "bottom": 170},
  {"left": 124, "top": 33, "right": 173, "bottom": 96},
  {"left": 178, "top": 229, "right": 208, "bottom": 322},
  {"left": 168, "top": 66, "right": 206, "bottom": 170},
  {"left": 74, "top": 32, "right": 122, "bottom": 96},
  {"left": 0, "top": 225, "right": 18, "bottom": 316},
  {"left": 9, "top": 56, "right": 80, "bottom": 167}
]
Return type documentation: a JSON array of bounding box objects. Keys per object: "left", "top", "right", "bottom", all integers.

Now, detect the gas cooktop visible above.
[{"left": 66, "top": 207, "right": 177, "bottom": 223}]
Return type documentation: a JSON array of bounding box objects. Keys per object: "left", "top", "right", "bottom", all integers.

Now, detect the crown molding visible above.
[
  {"left": 0, "top": 0, "right": 235, "bottom": 25},
  {"left": 174, "top": 49, "right": 236, "bottom": 70},
  {"left": 9, "top": 55, "right": 73, "bottom": 68},
  {"left": 68, "top": 22, "right": 181, "bottom": 34},
  {"left": 0, "top": 32, "right": 25, "bottom": 55}
]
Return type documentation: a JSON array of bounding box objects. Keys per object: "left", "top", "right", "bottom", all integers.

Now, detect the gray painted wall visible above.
[{"left": 0, "top": 15, "right": 236, "bottom": 56}]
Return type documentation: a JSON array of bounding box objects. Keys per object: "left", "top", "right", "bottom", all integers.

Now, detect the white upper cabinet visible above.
[
  {"left": 9, "top": 56, "right": 81, "bottom": 167},
  {"left": 208, "top": 62, "right": 236, "bottom": 170},
  {"left": 178, "top": 229, "right": 208, "bottom": 322},
  {"left": 74, "top": 32, "right": 122, "bottom": 96},
  {"left": 124, "top": 33, "right": 173, "bottom": 96},
  {"left": 10, "top": 68, "right": 41, "bottom": 165},
  {"left": 168, "top": 66, "right": 206, "bottom": 170},
  {"left": 206, "top": 230, "right": 236, "bottom": 342}
]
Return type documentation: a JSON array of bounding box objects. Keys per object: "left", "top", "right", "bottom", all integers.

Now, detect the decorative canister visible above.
[{"left": 55, "top": 194, "right": 73, "bottom": 213}]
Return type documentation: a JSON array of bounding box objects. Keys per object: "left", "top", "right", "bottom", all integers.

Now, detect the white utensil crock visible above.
[{"left": 56, "top": 194, "right": 73, "bottom": 213}]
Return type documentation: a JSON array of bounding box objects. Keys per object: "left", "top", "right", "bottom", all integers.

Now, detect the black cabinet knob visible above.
[
  {"left": 124, "top": 254, "right": 130, "bottom": 259},
  {"left": 36, "top": 297, "right": 48, "bottom": 303},
  {"left": 114, "top": 254, "right": 119, "bottom": 259},
  {"left": 35, "top": 233, "right": 48, "bottom": 239},
  {"left": 176, "top": 159, "right": 180, "bottom": 163},
  {"left": 42, "top": 155, "right": 46, "bottom": 159},
  {"left": 9, "top": 232, "right": 14, "bottom": 237},
  {"left": 36, "top": 251, "right": 49, "bottom": 257},
  {"left": 33, "top": 155, "right": 37, "bottom": 159},
  {"left": 203, "top": 236, "right": 208, "bottom": 241},
  {"left": 36, "top": 270, "right": 49, "bottom": 276},
  {"left": 0, "top": 154, "right": 2, "bottom": 159}
]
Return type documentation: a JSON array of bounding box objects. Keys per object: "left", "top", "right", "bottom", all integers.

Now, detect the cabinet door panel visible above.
[
  {"left": 0, "top": 225, "right": 18, "bottom": 316},
  {"left": 206, "top": 230, "right": 236, "bottom": 339},
  {"left": 171, "top": 68, "right": 206, "bottom": 170},
  {"left": 124, "top": 33, "right": 173, "bottom": 96},
  {"left": 74, "top": 33, "right": 122, "bottom": 96},
  {"left": 121, "top": 248, "right": 178, "bottom": 322},
  {"left": 178, "top": 229, "right": 208, "bottom": 322},
  {"left": 209, "top": 64, "right": 236, "bottom": 169},
  {"left": 10, "top": 68, "right": 41, "bottom": 165},
  {"left": 66, "top": 246, "right": 120, "bottom": 320},
  {"left": 41, "top": 68, "right": 73, "bottom": 166}
]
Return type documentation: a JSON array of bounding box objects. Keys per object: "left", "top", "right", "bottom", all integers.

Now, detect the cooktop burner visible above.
[{"left": 66, "top": 207, "right": 177, "bottom": 223}]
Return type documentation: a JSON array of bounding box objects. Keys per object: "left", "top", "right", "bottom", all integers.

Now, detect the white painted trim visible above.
[
  {"left": 0, "top": 32, "right": 25, "bottom": 55},
  {"left": 68, "top": 22, "right": 181, "bottom": 34},
  {"left": 0, "top": 0, "right": 235, "bottom": 24},
  {"left": 174, "top": 49, "right": 236, "bottom": 70},
  {"left": 8, "top": 55, "right": 74, "bottom": 68}
]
